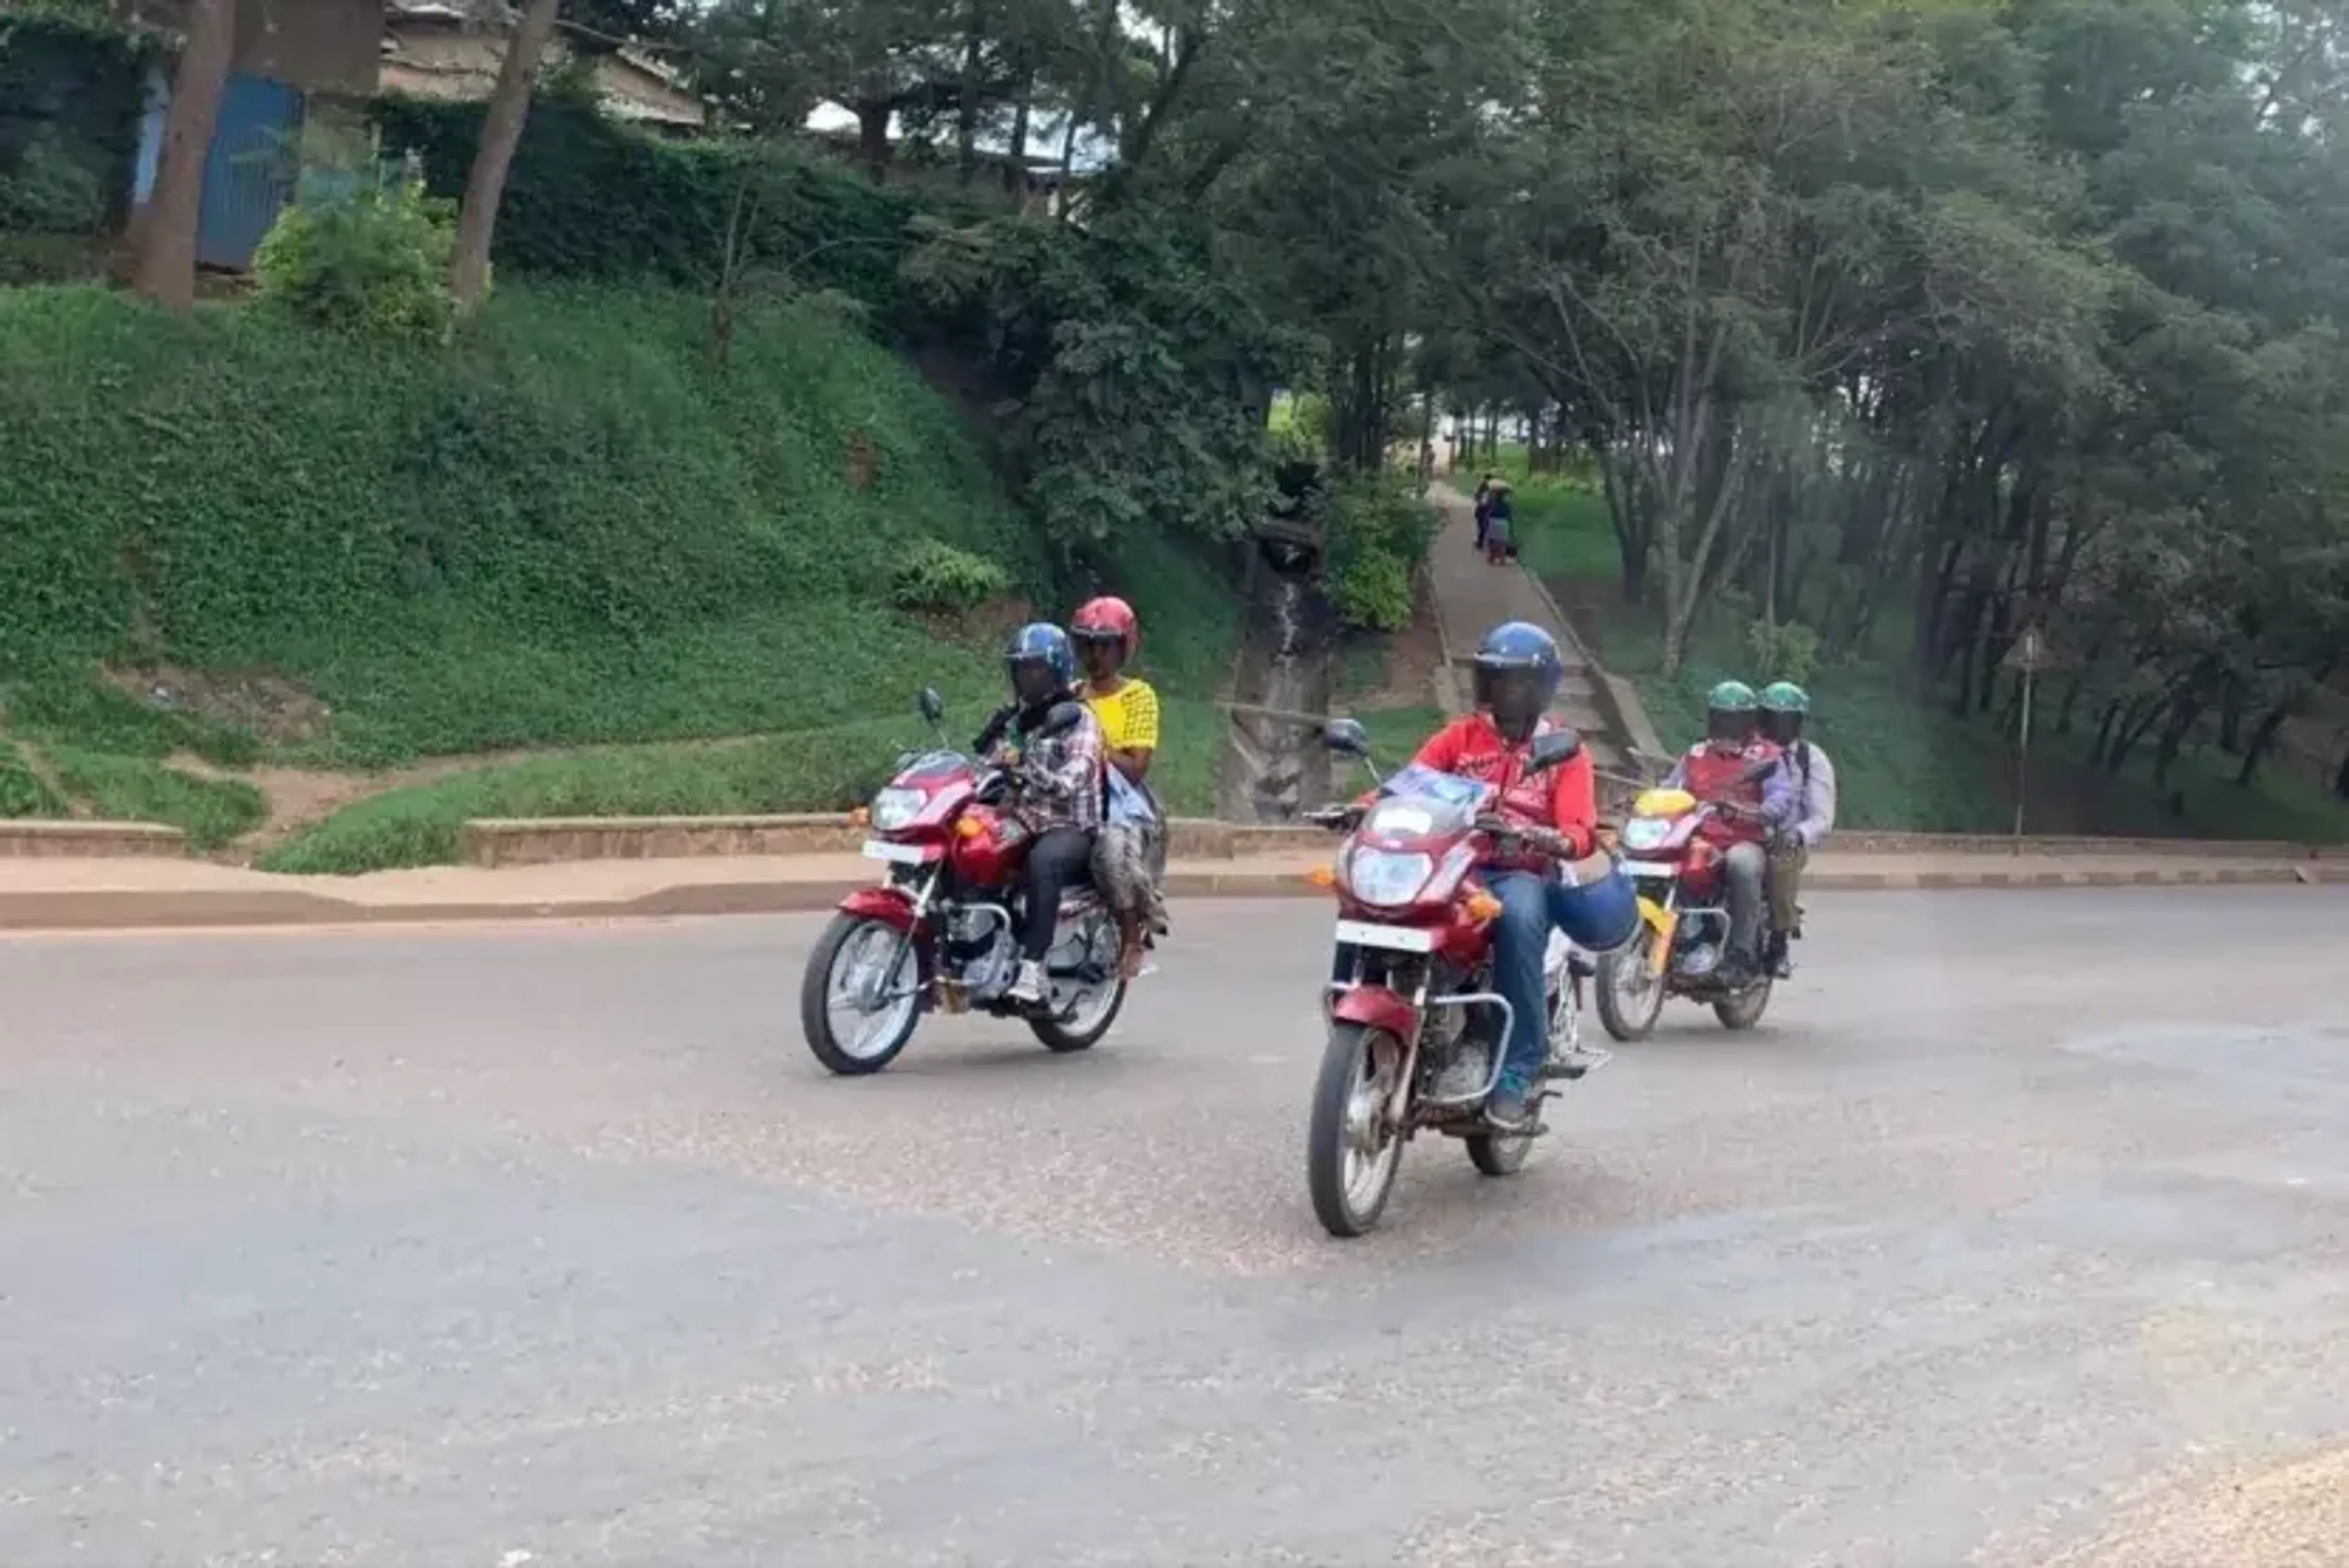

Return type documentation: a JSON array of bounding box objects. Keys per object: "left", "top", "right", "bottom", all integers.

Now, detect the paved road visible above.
[{"left": 4, "top": 890, "right": 2346, "bottom": 1567}]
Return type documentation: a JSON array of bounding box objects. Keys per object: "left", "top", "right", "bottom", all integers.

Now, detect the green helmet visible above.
[
  {"left": 1706, "top": 680, "right": 1759, "bottom": 713},
  {"left": 1760, "top": 681, "right": 1809, "bottom": 715}
]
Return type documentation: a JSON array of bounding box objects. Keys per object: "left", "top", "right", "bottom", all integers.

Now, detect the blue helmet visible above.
[
  {"left": 1005, "top": 622, "right": 1077, "bottom": 705},
  {"left": 1472, "top": 621, "right": 1564, "bottom": 735}
]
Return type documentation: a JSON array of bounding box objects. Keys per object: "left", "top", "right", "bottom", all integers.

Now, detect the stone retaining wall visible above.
[
  {"left": 462, "top": 815, "right": 1335, "bottom": 868},
  {"left": 458, "top": 813, "right": 2349, "bottom": 868},
  {"left": 0, "top": 822, "right": 188, "bottom": 859}
]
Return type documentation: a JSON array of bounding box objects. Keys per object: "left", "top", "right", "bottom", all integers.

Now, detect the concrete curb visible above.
[{"left": 0, "top": 861, "right": 2323, "bottom": 934}]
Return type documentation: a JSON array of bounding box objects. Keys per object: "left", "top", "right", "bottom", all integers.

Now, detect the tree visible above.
[
  {"left": 130, "top": 0, "right": 232, "bottom": 311},
  {"left": 450, "top": 0, "right": 565, "bottom": 311}
]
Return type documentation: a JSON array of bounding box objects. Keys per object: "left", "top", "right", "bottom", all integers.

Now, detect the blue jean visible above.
[
  {"left": 1329, "top": 864, "right": 1641, "bottom": 1094},
  {"left": 1486, "top": 867, "right": 1638, "bottom": 1089}
]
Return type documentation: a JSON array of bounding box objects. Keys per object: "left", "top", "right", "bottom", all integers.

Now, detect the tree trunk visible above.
[
  {"left": 2237, "top": 703, "right": 2290, "bottom": 787},
  {"left": 450, "top": 0, "right": 562, "bottom": 313},
  {"left": 131, "top": 0, "right": 235, "bottom": 313},
  {"left": 858, "top": 102, "right": 892, "bottom": 182},
  {"left": 1003, "top": 67, "right": 1034, "bottom": 204},
  {"left": 955, "top": 0, "right": 986, "bottom": 187},
  {"left": 1054, "top": 110, "right": 1079, "bottom": 219}
]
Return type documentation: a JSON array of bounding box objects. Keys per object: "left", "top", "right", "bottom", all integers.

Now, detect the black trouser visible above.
[{"left": 1022, "top": 827, "right": 1094, "bottom": 960}]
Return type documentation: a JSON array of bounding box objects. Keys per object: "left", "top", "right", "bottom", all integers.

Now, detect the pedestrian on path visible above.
[
  {"left": 1483, "top": 480, "right": 1517, "bottom": 565},
  {"left": 1472, "top": 474, "right": 1499, "bottom": 552}
]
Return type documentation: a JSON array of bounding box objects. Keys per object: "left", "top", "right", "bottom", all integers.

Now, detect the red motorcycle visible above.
[
  {"left": 1300, "top": 719, "right": 1606, "bottom": 1238},
  {"left": 1593, "top": 771, "right": 1779, "bottom": 1040},
  {"left": 797, "top": 688, "right": 1126, "bottom": 1075}
]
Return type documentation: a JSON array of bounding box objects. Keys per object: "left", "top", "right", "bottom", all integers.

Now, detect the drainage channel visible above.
[{"left": 1216, "top": 528, "right": 1338, "bottom": 823}]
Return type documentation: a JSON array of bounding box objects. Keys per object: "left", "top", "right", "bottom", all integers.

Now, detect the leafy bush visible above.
[
  {"left": 0, "top": 10, "right": 153, "bottom": 238},
  {"left": 0, "top": 282, "right": 1048, "bottom": 764},
  {"left": 253, "top": 177, "right": 458, "bottom": 343},
  {"left": 891, "top": 539, "right": 1011, "bottom": 612},
  {"left": 1324, "top": 474, "right": 1437, "bottom": 632},
  {"left": 372, "top": 97, "right": 932, "bottom": 316},
  {"left": 1746, "top": 617, "right": 1822, "bottom": 686},
  {"left": 0, "top": 231, "right": 103, "bottom": 285},
  {"left": 0, "top": 741, "right": 64, "bottom": 818},
  {"left": 903, "top": 211, "right": 1297, "bottom": 551},
  {"left": 0, "top": 130, "right": 105, "bottom": 233}
]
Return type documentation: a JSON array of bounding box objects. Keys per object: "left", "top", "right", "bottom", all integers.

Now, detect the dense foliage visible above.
[
  {"left": 0, "top": 283, "right": 1045, "bottom": 765},
  {"left": 0, "top": 9, "right": 150, "bottom": 236},
  {"left": 904, "top": 210, "right": 1291, "bottom": 552},
  {"left": 252, "top": 176, "right": 459, "bottom": 343},
  {"left": 1446, "top": 0, "right": 2349, "bottom": 793},
  {"left": 373, "top": 95, "right": 932, "bottom": 313}
]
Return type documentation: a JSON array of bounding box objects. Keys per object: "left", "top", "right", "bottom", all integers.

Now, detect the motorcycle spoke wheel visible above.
[
  {"left": 1307, "top": 1022, "right": 1406, "bottom": 1238},
  {"left": 1595, "top": 946, "right": 1667, "bottom": 1042},
  {"left": 799, "top": 915, "right": 921, "bottom": 1076}
]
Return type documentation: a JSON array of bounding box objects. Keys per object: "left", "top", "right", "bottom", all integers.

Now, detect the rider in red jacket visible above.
[
  {"left": 1332, "top": 621, "right": 1637, "bottom": 1129},
  {"left": 1663, "top": 679, "right": 1795, "bottom": 983},
  {"left": 1406, "top": 707, "right": 1601, "bottom": 869}
]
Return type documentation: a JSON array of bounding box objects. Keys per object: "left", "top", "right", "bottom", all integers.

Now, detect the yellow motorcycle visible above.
[{"left": 1594, "top": 784, "right": 1776, "bottom": 1039}]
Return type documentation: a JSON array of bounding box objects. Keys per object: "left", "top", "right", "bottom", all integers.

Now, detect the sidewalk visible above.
[
  {"left": 0, "top": 849, "right": 2325, "bottom": 933},
  {"left": 1423, "top": 480, "right": 1635, "bottom": 768}
]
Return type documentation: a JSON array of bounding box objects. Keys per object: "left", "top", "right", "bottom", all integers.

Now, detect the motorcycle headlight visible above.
[
  {"left": 1346, "top": 848, "right": 1434, "bottom": 907},
  {"left": 869, "top": 787, "right": 925, "bottom": 833},
  {"left": 1620, "top": 817, "right": 1669, "bottom": 851}
]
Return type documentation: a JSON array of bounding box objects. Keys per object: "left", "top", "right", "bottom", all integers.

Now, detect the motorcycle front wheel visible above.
[
  {"left": 1307, "top": 1021, "right": 1408, "bottom": 1238},
  {"left": 799, "top": 913, "right": 922, "bottom": 1076},
  {"left": 1595, "top": 945, "right": 1668, "bottom": 1042}
]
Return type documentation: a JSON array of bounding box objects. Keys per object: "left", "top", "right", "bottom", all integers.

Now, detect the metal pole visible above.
[{"left": 2012, "top": 665, "right": 2034, "bottom": 852}]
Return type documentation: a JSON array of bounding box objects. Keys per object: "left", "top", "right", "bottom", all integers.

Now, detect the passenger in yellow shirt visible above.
[{"left": 1071, "top": 596, "right": 1165, "bottom": 979}]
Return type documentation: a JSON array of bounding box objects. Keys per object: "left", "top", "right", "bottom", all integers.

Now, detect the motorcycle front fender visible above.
[
  {"left": 840, "top": 886, "right": 920, "bottom": 932},
  {"left": 1636, "top": 894, "right": 1677, "bottom": 976},
  {"left": 1330, "top": 983, "right": 1420, "bottom": 1041}
]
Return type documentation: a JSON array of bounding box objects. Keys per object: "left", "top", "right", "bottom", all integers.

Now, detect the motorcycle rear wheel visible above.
[
  {"left": 1464, "top": 1125, "right": 1533, "bottom": 1176},
  {"left": 1713, "top": 978, "right": 1772, "bottom": 1031},
  {"left": 1307, "top": 1021, "right": 1407, "bottom": 1238},
  {"left": 1028, "top": 913, "right": 1127, "bottom": 1052},
  {"left": 1028, "top": 981, "right": 1126, "bottom": 1052}
]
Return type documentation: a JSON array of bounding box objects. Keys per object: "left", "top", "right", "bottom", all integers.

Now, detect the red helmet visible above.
[{"left": 1070, "top": 595, "right": 1140, "bottom": 663}]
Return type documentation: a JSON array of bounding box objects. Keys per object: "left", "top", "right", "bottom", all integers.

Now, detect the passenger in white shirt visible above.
[{"left": 1758, "top": 682, "right": 1836, "bottom": 978}]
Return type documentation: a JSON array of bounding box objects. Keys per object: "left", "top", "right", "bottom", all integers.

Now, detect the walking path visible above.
[{"left": 1421, "top": 480, "right": 1650, "bottom": 782}]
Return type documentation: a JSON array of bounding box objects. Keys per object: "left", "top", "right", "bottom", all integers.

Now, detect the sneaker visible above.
[
  {"left": 1430, "top": 1044, "right": 1490, "bottom": 1101},
  {"left": 1484, "top": 1081, "right": 1537, "bottom": 1131},
  {"left": 1007, "top": 959, "right": 1047, "bottom": 1007}
]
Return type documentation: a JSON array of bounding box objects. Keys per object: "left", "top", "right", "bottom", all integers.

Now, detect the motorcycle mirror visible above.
[
  {"left": 917, "top": 687, "right": 946, "bottom": 724},
  {"left": 1529, "top": 728, "right": 1584, "bottom": 771},
  {"left": 1323, "top": 718, "right": 1371, "bottom": 757},
  {"left": 1038, "top": 700, "right": 1085, "bottom": 737}
]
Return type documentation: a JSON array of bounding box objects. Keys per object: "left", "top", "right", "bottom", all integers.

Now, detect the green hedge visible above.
[
  {"left": 0, "top": 10, "right": 155, "bottom": 236},
  {"left": 371, "top": 97, "right": 931, "bottom": 317}
]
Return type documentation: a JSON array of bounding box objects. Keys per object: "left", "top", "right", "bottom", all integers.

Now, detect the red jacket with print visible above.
[{"left": 1403, "top": 713, "right": 1599, "bottom": 868}]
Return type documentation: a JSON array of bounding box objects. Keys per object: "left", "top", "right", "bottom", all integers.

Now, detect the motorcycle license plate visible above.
[
  {"left": 861, "top": 839, "right": 932, "bottom": 866},
  {"left": 1617, "top": 860, "right": 1679, "bottom": 879},
  {"left": 1334, "top": 919, "right": 1437, "bottom": 953}
]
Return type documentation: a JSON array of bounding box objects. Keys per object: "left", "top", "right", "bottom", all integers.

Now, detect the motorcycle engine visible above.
[{"left": 946, "top": 908, "right": 1017, "bottom": 1000}]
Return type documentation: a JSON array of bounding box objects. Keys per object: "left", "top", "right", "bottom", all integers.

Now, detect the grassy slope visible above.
[
  {"left": 1509, "top": 475, "right": 2349, "bottom": 841},
  {"left": 0, "top": 282, "right": 1250, "bottom": 867}
]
